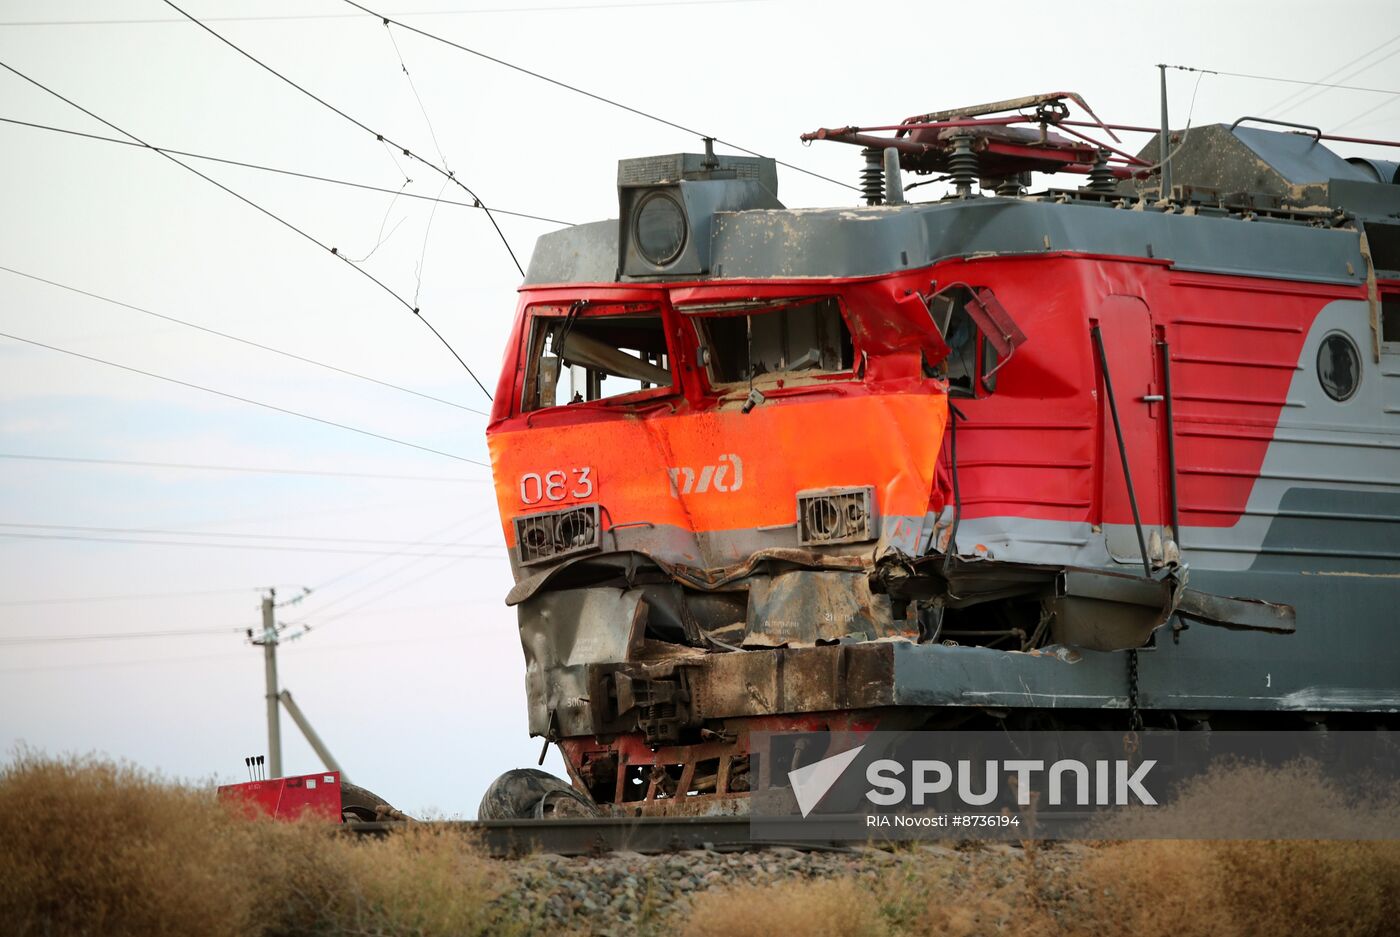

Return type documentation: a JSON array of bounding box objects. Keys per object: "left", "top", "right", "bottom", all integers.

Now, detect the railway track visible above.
[{"left": 345, "top": 815, "right": 853, "bottom": 858}]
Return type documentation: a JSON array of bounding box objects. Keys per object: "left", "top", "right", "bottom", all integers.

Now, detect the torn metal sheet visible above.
[
  {"left": 743, "top": 569, "right": 910, "bottom": 647},
  {"left": 875, "top": 553, "right": 1295, "bottom": 652}
]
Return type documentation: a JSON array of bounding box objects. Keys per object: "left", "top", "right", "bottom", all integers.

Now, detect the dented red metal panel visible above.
[{"left": 926, "top": 254, "right": 1359, "bottom": 529}]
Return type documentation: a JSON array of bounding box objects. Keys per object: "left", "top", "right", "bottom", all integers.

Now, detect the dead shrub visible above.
[
  {"left": 0, "top": 751, "right": 515, "bottom": 937},
  {"left": 0, "top": 751, "right": 262, "bottom": 937},
  {"left": 882, "top": 847, "right": 1061, "bottom": 937},
  {"left": 682, "top": 877, "right": 889, "bottom": 937},
  {"left": 330, "top": 824, "right": 513, "bottom": 936},
  {"left": 1073, "top": 839, "right": 1400, "bottom": 937}
]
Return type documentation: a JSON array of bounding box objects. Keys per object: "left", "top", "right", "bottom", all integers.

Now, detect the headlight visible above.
[
  {"left": 633, "top": 191, "right": 687, "bottom": 266},
  {"left": 513, "top": 503, "right": 601, "bottom": 565}
]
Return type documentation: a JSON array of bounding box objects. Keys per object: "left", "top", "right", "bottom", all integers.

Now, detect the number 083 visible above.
[{"left": 519, "top": 467, "right": 593, "bottom": 505}]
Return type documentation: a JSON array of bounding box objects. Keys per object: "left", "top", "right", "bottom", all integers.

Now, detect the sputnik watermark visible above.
[
  {"left": 788, "top": 744, "right": 865, "bottom": 817},
  {"left": 866, "top": 758, "right": 1157, "bottom": 807},
  {"left": 789, "top": 748, "right": 1156, "bottom": 818},
  {"left": 752, "top": 730, "right": 1400, "bottom": 841}
]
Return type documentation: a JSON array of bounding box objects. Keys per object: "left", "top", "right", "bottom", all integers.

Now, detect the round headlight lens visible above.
[{"left": 634, "top": 192, "right": 686, "bottom": 266}]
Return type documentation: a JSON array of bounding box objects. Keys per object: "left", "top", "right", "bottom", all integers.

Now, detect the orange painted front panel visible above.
[{"left": 488, "top": 392, "right": 948, "bottom": 545}]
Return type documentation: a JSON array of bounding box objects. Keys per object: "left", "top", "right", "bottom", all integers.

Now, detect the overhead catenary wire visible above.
[
  {"left": 160, "top": 0, "right": 525, "bottom": 285},
  {"left": 0, "top": 264, "right": 490, "bottom": 417},
  {"left": 0, "top": 0, "right": 771, "bottom": 27},
  {"left": 1271, "top": 46, "right": 1400, "bottom": 119},
  {"left": 299, "top": 515, "right": 500, "bottom": 617},
  {"left": 1162, "top": 62, "right": 1400, "bottom": 98},
  {"left": 0, "top": 59, "right": 493, "bottom": 400},
  {"left": 306, "top": 552, "right": 468, "bottom": 627},
  {"left": 0, "top": 649, "right": 250, "bottom": 676},
  {"left": 0, "top": 627, "right": 246, "bottom": 647},
  {"left": 0, "top": 115, "right": 574, "bottom": 224},
  {"left": 0, "top": 329, "right": 488, "bottom": 465},
  {"left": 304, "top": 514, "right": 491, "bottom": 595},
  {"left": 0, "top": 622, "right": 488, "bottom": 675},
  {"left": 0, "top": 522, "right": 499, "bottom": 549},
  {"left": 0, "top": 587, "right": 261, "bottom": 608},
  {"left": 338, "top": 0, "right": 860, "bottom": 193},
  {"left": 1263, "top": 32, "right": 1400, "bottom": 116},
  {"left": 1333, "top": 95, "right": 1400, "bottom": 133},
  {"left": 0, "top": 451, "right": 483, "bottom": 483},
  {"left": 0, "top": 530, "right": 501, "bottom": 558}
]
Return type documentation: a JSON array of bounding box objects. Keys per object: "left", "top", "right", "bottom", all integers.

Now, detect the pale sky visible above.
[{"left": 2, "top": 0, "right": 1398, "bottom": 816}]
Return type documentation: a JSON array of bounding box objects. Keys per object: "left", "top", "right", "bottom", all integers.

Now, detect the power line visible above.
[
  {"left": 161, "top": 0, "right": 525, "bottom": 286},
  {"left": 0, "top": 530, "right": 502, "bottom": 558},
  {"left": 0, "top": 627, "right": 245, "bottom": 647},
  {"left": 0, "top": 116, "right": 575, "bottom": 224},
  {"left": 301, "top": 523, "right": 493, "bottom": 615},
  {"left": 0, "top": 264, "right": 490, "bottom": 417},
  {"left": 1273, "top": 44, "right": 1400, "bottom": 119},
  {"left": 0, "top": 521, "right": 498, "bottom": 549},
  {"left": 340, "top": 0, "right": 859, "bottom": 193},
  {"left": 0, "top": 649, "right": 248, "bottom": 676},
  {"left": 307, "top": 514, "right": 489, "bottom": 594},
  {"left": 0, "top": 452, "right": 484, "bottom": 483},
  {"left": 0, "top": 330, "right": 488, "bottom": 465},
  {"left": 1334, "top": 94, "right": 1400, "bottom": 133},
  {"left": 1263, "top": 33, "right": 1400, "bottom": 116},
  {"left": 0, "top": 0, "right": 769, "bottom": 27},
  {"left": 1164, "top": 63, "right": 1400, "bottom": 97},
  {"left": 0, "top": 59, "right": 492, "bottom": 399},
  {"left": 0, "top": 587, "right": 259, "bottom": 608},
  {"left": 311, "top": 553, "right": 469, "bottom": 626}
]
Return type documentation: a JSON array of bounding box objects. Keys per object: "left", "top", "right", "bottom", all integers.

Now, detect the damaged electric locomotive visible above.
[{"left": 479, "top": 92, "right": 1400, "bottom": 817}]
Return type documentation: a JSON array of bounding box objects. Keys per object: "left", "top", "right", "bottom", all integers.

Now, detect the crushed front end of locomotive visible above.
[{"left": 483, "top": 101, "right": 1400, "bottom": 817}]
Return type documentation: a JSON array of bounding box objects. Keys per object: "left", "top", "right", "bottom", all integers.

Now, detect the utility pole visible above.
[
  {"left": 279, "top": 690, "right": 345, "bottom": 779},
  {"left": 251, "top": 589, "right": 282, "bottom": 779},
  {"left": 245, "top": 587, "right": 341, "bottom": 782}
]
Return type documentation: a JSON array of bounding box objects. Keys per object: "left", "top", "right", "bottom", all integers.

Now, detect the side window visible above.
[
  {"left": 522, "top": 305, "right": 672, "bottom": 411},
  {"left": 931, "top": 287, "right": 997, "bottom": 397},
  {"left": 692, "top": 297, "right": 854, "bottom": 384}
]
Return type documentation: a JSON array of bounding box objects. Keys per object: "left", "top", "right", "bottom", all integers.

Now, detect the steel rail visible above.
[{"left": 343, "top": 815, "right": 855, "bottom": 857}]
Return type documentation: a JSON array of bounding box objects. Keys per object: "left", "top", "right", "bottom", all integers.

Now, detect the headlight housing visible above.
[{"left": 633, "top": 191, "right": 687, "bottom": 266}]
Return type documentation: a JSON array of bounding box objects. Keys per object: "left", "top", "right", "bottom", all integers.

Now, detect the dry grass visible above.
[
  {"left": 682, "top": 877, "right": 889, "bottom": 937},
  {"left": 1075, "top": 839, "right": 1400, "bottom": 937},
  {"left": 0, "top": 751, "right": 518, "bottom": 937},
  {"left": 7, "top": 751, "right": 1400, "bottom": 936},
  {"left": 683, "top": 838, "right": 1400, "bottom": 937}
]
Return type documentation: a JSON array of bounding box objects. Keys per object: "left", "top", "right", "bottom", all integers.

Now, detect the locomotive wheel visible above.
[
  {"left": 478, "top": 768, "right": 602, "bottom": 820},
  {"left": 339, "top": 780, "right": 404, "bottom": 822}
]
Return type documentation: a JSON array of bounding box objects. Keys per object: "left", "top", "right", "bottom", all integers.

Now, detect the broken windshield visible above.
[
  {"left": 522, "top": 305, "right": 673, "bottom": 411},
  {"left": 687, "top": 296, "right": 854, "bottom": 385}
]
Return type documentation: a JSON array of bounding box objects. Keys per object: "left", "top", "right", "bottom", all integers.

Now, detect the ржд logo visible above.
[{"left": 667, "top": 453, "right": 742, "bottom": 497}]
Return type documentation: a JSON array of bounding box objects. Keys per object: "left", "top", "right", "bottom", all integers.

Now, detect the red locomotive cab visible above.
[{"left": 487, "top": 278, "right": 964, "bottom": 584}]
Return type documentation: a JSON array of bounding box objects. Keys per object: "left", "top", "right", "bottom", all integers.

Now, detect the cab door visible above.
[{"left": 1095, "top": 295, "right": 1167, "bottom": 566}]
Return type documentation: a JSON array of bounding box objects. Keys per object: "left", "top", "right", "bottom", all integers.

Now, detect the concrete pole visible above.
[
  {"left": 278, "top": 690, "right": 344, "bottom": 779},
  {"left": 261, "top": 591, "right": 282, "bottom": 779}
]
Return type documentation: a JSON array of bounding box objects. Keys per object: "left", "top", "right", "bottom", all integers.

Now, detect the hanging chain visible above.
[{"left": 1124, "top": 648, "right": 1144, "bottom": 754}]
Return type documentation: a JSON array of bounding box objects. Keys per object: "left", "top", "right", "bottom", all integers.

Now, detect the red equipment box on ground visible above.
[{"left": 218, "top": 770, "right": 342, "bottom": 822}]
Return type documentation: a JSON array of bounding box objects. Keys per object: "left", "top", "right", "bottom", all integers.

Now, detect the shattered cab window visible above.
[
  {"left": 930, "top": 286, "right": 999, "bottom": 396},
  {"left": 689, "top": 297, "right": 854, "bottom": 384},
  {"left": 522, "top": 304, "right": 673, "bottom": 411}
]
